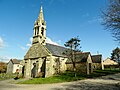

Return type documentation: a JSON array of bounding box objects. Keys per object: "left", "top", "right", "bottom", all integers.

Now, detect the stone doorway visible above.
[
  {"left": 89, "top": 63, "right": 92, "bottom": 74},
  {"left": 31, "top": 63, "right": 36, "bottom": 78},
  {"left": 41, "top": 57, "right": 46, "bottom": 78},
  {"left": 22, "top": 65, "right": 25, "bottom": 78}
]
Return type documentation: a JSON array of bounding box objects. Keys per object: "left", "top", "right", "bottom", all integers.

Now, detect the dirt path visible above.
[{"left": 0, "top": 73, "right": 120, "bottom": 90}]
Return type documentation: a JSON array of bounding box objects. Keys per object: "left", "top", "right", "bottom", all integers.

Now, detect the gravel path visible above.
[{"left": 0, "top": 73, "right": 120, "bottom": 90}]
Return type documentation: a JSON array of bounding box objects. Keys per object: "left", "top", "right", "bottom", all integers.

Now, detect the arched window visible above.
[
  {"left": 41, "top": 27, "right": 44, "bottom": 36},
  {"left": 35, "top": 28, "right": 36, "bottom": 36},
  {"left": 42, "top": 23, "right": 44, "bottom": 25},
  {"left": 37, "top": 27, "right": 39, "bottom": 35}
]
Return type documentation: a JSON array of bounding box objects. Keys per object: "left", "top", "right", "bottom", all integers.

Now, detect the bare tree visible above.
[{"left": 102, "top": 0, "right": 120, "bottom": 42}]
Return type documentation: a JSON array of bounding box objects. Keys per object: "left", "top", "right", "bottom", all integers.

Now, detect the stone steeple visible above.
[
  {"left": 38, "top": 6, "right": 44, "bottom": 22},
  {"left": 32, "top": 6, "right": 46, "bottom": 45}
]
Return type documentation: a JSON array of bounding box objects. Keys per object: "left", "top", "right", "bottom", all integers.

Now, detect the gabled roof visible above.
[
  {"left": 10, "top": 59, "right": 21, "bottom": 64},
  {"left": 45, "top": 43, "right": 67, "bottom": 57},
  {"left": 66, "top": 52, "right": 91, "bottom": 63},
  {"left": 24, "top": 43, "right": 51, "bottom": 59},
  {"left": 103, "top": 58, "right": 118, "bottom": 65},
  {"left": 91, "top": 55, "right": 102, "bottom": 63}
]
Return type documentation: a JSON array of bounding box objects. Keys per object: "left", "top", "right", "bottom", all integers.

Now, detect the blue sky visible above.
[{"left": 0, "top": 0, "right": 118, "bottom": 62}]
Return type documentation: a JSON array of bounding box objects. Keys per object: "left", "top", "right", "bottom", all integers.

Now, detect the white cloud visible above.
[
  {"left": 20, "top": 37, "right": 32, "bottom": 51},
  {"left": 26, "top": 37, "right": 33, "bottom": 47},
  {"left": 46, "top": 37, "right": 60, "bottom": 46},
  {"left": 21, "top": 37, "right": 60, "bottom": 51},
  {"left": 0, "top": 56, "right": 23, "bottom": 62},
  {"left": 0, "top": 56, "right": 10, "bottom": 62},
  {"left": 57, "top": 40, "right": 62, "bottom": 45},
  {"left": 27, "top": 37, "right": 60, "bottom": 46},
  {"left": 0, "top": 37, "right": 4, "bottom": 48},
  {"left": 30, "top": 37, "right": 33, "bottom": 43},
  {"left": 20, "top": 46, "right": 26, "bottom": 51},
  {"left": 26, "top": 44, "right": 32, "bottom": 47}
]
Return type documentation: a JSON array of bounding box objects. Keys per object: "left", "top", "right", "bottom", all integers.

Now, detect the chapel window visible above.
[
  {"left": 35, "top": 29, "right": 36, "bottom": 35},
  {"left": 41, "top": 27, "right": 44, "bottom": 36},
  {"left": 37, "top": 22, "right": 38, "bottom": 25},
  {"left": 42, "top": 23, "right": 44, "bottom": 25},
  {"left": 37, "top": 27, "right": 39, "bottom": 35}
]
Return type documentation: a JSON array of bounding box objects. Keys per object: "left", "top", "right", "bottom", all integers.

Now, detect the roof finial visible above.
[
  {"left": 40, "top": 0, "right": 43, "bottom": 12},
  {"left": 38, "top": 0, "right": 44, "bottom": 21},
  {"left": 40, "top": 6, "right": 43, "bottom": 12}
]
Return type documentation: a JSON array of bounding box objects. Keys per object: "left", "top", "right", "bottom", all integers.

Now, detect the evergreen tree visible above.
[
  {"left": 111, "top": 47, "right": 120, "bottom": 63},
  {"left": 64, "top": 37, "right": 81, "bottom": 77}
]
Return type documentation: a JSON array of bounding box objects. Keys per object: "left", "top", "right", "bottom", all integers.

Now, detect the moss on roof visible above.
[
  {"left": 66, "top": 52, "right": 90, "bottom": 63},
  {"left": 91, "top": 55, "right": 102, "bottom": 63}
]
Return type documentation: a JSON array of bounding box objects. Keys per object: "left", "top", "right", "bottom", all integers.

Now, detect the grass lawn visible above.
[
  {"left": 18, "top": 69, "right": 120, "bottom": 84},
  {"left": 87, "top": 69, "right": 120, "bottom": 78},
  {"left": 0, "top": 73, "right": 16, "bottom": 81},
  {"left": 18, "top": 72, "right": 85, "bottom": 84}
]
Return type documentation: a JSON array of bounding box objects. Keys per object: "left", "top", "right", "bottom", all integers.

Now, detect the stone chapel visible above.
[
  {"left": 23, "top": 6, "right": 68, "bottom": 78},
  {"left": 23, "top": 6, "right": 93, "bottom": 78}
]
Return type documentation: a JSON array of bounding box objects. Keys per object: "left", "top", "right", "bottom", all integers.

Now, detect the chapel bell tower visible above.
[{"left": 32, "top": 6, "right": 46, "bottom": 45}]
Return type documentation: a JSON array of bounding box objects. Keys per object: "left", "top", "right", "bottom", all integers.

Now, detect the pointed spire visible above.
[
  {"left": 38, "top": 6, "right": 44, "bottom": 22},
  {"left": 40, "top": 6, "right": 43, "bottom": 12}
]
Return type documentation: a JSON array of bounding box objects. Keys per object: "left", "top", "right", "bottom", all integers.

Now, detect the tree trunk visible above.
[
  {"left": 119, "top": 63, "right": 120, "bottom": 70},
  {"left": 72, "top": 51, "right": 76, "bottom": 77}
]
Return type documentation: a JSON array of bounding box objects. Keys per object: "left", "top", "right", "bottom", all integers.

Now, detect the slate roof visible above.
[
  {"left": 66, "top": 52, "right": 91, "bottom": 63},
  {"left": 10, "top": 59, "right": 21, "bottom": 64},
  {"left": 45, "top": 43, "right": 68, "bottom": 57},
  {"left": 91, "top": 55, "right": 102, "bottom": 63}
]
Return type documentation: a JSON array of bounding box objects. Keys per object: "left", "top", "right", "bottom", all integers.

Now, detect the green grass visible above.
[
  {"left": 18, "top": 69, "right": 120, "bottom": 84},
  {"left": 95, "top": 69, "right": 120, "bottom": 75},
  {"left": 18, "top": 72, "right": 85, "bottom": 84},
  {"left": 18, "top": 77, "right": 65, "bottom": 84},
  {"left": 0, "top": 73, "right": 16, "bottom": 81},
  {"left": 86, "top": 69, "right": 120, "bottom": 78}
]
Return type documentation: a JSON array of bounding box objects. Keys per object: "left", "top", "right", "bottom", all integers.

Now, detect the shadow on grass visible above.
[{"left": 18, "top": 69, "right": 120, "bottom": 84}]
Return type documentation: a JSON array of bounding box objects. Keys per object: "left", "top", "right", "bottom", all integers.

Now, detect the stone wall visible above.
[
  {"left": 7, "top": 61, "right": 13, "bottom": 73},
  {"left": 93, "top": 63, "right": 102, "bottom": 70},
  {"left": 45, "top": 56, "right": 67, "bottom": 77},
  {"left": 87, "top": 55, "right": 93, "bottom": 74},
  {"left": 24, "top": 55, "right": 67, "bottom": 78},
  {"left": 24, "top": 58, "right": 43, "bottom": 78},
  {"left": 7, "top": 61, "right": 22, "bottom": 74},
  {"left": 66, "top": 63, "right": 87, "bottom": 74},
  {"left": 45, "top": 56, "right": 54, "bottom": 77}
]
